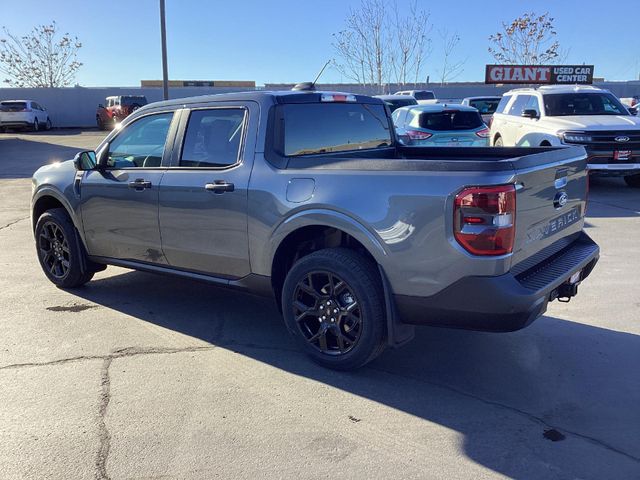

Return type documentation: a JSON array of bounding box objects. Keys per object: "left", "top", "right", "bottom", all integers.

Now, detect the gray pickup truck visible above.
[{"left": 31, "top": 90, "right": 599, "bottom": 369}]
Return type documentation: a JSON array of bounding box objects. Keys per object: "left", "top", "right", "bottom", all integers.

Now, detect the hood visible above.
[
  {"left": 34, "top": 158, "right": 76, "bottom": 175},
  {"left": 543, "top": 115, "right": 640, "bottom": 131}
]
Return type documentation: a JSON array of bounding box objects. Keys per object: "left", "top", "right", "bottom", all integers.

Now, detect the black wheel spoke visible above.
[
  {"left": 38, "top": 221, "right": 70, "bottom": 279},
  {"left": 292, "top": 270, "right": 362, "bottom": 356}
]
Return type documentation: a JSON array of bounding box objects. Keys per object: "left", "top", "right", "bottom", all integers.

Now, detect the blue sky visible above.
[{"left": 1, "top": 0, "right": 638, "bottom": 86}]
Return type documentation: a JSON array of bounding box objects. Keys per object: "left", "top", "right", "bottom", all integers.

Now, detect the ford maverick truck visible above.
[{"left": 31, "top": 90, "right": 599, "bottom": 369}]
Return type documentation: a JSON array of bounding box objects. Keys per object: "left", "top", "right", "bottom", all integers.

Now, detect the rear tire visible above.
[
  {"left": 281, "top": 248, "right": 386, "bottom": 370},
  {"left": 35, "top": 208, "right": 95, "bottom": 288},
  {"left": 494, "top": 136, "right": 503, "bottom": 147},
  {"left": 624, "top": 174, "right": 640, "bottom": 188},
  {"left": 45, "top": 118, "right": 52, "bottom": 130}
]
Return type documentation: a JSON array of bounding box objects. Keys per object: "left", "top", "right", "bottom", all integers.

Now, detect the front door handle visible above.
[
  {"left": 128, "top": 178, "right": 152, "bottom": 190},
  {"left": 205, "top": 180, "right": 235, "bottom": 194}
]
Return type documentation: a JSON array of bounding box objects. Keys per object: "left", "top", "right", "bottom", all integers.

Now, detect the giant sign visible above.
[{"left": 485, "top": 65, "right": 594, "bottom": 85}]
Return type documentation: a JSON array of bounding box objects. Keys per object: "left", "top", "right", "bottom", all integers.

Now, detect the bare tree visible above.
[
  {"left": 389, "top": 1, "right": 432, "bottom": 86},
  {"left": 332, "top": 0, "right": 431, "bottom": 92},
  {"left": 488, "top": 12, "right": 560, "bottom": 65},
  {"left": 437, "top": 29, "right": 465, "bottom": 85},
  {"left": 0, "top": 22, "right": 82, "bottom": 87}
]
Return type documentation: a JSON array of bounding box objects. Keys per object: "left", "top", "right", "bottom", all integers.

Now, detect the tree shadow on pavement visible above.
[{"left": 70, "top": 269, "right": 640, "bottom": 479}]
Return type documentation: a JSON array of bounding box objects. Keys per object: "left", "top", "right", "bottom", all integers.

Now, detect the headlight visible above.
[{"left": 562, "top": 132, "right": 592, "bottom": 143}]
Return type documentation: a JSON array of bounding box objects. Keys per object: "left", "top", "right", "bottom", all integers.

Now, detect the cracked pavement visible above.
[{"left": 1, "top": 130, "right": 639, "bottom": 479}]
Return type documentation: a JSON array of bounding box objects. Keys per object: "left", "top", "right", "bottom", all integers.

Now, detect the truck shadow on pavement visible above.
[
  {"left": 0, "top": 138, "right": 85, "bottom": 179},
  {"left": 70, "top": 269, "right": 640, "bottom": 478}
]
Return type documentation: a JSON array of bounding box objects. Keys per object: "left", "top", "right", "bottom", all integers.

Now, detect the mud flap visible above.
[{"left": 378, "top": 265, "right": 415, "bottom": 348}]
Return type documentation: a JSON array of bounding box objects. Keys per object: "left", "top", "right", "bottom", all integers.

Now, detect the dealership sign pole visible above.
[
  {"left": 159, "top": 0, "right": 169, "bottom": 100},
  {"left": 485, "top": 65, "right": 594, "bottom": 85}
]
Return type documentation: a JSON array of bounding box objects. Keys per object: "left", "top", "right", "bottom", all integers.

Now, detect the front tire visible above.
[
  {"left": 35, "top": 208, "right": 95, "bottom": 288},
  {"left": 624, "top": 174, "right": 640, "bottom": 188},
  {"left": 281, "top": 248, "right": 386, "bottom": 370},
  {"left": 32, "top": 118, "right": 39, "bottom": 132},
  {"left": 494, "top": 136, "right": 503, "bottom": 147}
]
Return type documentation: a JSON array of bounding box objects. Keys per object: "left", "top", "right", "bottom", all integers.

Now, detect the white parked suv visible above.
[
  {"left": 0, "top": 100, "right": 52, "bottom": 132},
  {"left": 490, "top": 85, "right": 640, "bottom": 187}
]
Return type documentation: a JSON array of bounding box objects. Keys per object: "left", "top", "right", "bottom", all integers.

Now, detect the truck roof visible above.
[
  {"left": 145, "top": 90, "right": 386, "bottom": 110},
  {"left": 505, "top": 85, "right": 606, "bottom": 95}
]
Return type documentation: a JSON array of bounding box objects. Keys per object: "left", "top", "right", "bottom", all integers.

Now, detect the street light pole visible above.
[{"left": 159, "top": 0, "right": 169, "bottom": 100}]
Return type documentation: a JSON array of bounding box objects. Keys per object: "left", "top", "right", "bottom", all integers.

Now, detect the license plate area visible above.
[{"left": 614, "top": 150, "right": 632, "bottom": 161}]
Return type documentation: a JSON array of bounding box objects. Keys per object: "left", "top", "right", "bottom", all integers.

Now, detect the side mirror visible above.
[
  {"left": 98, "top": 104, "right": 104, "bottom": 108},
  {"left": 628, "top": 106, "right": 638, "bottom": 116},
  {"left": 73, "top": 150, "right": 98, "bottom": 171},
  {"left": 521, "top": 109, "right": 539, "bottom": 119}
]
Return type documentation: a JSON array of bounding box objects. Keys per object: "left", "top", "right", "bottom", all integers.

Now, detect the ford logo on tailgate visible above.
[
  {"left": 615, "top": 135, "right": 630, "bottom": 142},
  {"left": 554, "top": 191, "right": 569, "bottom": 208}
]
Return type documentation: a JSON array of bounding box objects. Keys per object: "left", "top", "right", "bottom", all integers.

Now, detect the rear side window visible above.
[
  {"left": 413, "top": 91, "right": 435, "bottom": 100},
  {"left": 495, "top": 96, "right": 512, "bottom": 114},
  {"left": 180, "top": 108, "right": 245, "bottom": 168},
  {"left": 0, "top": 101, "right": 27, "bottom": 111},
  {"left": 418, "top": 110, "right": 483, "bottom": 131},
  {"left": 508, "top": 95, "right": 531, "bottom": 116},
  {"left": 281, "top": 103, "right": 392, "bottom": 156}
]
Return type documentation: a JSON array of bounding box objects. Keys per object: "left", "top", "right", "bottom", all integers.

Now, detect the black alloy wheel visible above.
[
  {"left": 282, "top": 248, "right": 386, "bottom": 370},
  {"left": 292, "top": 271, "right": 363, "bottom": 355},
  {"left": 38, "top": 220, "right": 71, "bottom": 279}
]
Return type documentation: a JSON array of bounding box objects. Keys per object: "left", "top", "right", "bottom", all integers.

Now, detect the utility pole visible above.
[{"left": 159, "top": 0, "right": 169, "bottom": 100}]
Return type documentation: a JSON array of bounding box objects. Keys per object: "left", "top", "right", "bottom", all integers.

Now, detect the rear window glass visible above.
[
  {"left": 418, "top": 110, "right": 483, "bottom": 131},
  {"left": 282, "top": 103, "right": 392, "bottom": 156},
  {"left": 414, "top": 91, "right": 435, "bottom": 100},
  {"left": 0, "top": 101, "right": 27, "bottom": 111},
  {"left": 468, "top": 99, "right": 500, "bottom": 114}
]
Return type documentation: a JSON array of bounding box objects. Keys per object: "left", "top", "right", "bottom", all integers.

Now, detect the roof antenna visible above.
[{"left": 292, "top": 59, "right": 332, "bottom": 91}]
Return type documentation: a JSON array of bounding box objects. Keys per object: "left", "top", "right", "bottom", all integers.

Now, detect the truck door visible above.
[
  {"left": 158, "top": 102, "right": 257, "bottom": 278},
  {"left": 80, "top": 111, "right": 177, "bottom": 263}
]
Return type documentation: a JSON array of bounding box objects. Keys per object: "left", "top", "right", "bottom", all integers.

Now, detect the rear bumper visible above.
[
  {"left": 0, "top": 121, "right": 31, "bottom": 128},
  {"left": 588, "top": 163, "right": 640, "bottom": 176},
  {"left": 394, "top": 232, "right": 599, "bottom": 332}
]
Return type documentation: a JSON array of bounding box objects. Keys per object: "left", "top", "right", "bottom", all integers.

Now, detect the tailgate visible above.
[{"left": 510, "top": 146, "right": 588, "bottom": 268}]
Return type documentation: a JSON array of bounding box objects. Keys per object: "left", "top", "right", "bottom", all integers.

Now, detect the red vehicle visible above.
[{"left": 96, "top": 95, "right": 148, "bottom": 130}]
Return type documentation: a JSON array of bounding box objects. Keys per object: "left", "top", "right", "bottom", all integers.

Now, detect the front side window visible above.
[
  {"left": 525, "top": 96, "right": 541, "bottom": 115},
  {"left": 543, "top": 93, "right": 629, "bottom": 116},
  {"left": 106, "top": 112, "right": 174, "bottom": 168},
  {"left": 180, "top": 109, "right": 245, "bottom": 168},
  {"left": 282, "top": 103, "right": 392, "bottom": 156}
]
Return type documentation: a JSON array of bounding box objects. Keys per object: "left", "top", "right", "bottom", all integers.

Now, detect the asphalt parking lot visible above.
[{"left": 0, "top": 130, "right": 639, "bottom": 479}]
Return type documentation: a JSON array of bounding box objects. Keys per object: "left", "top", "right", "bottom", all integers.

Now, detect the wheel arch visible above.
[{"left": 32, "top": 189, "right": 79, "bottom": 234}]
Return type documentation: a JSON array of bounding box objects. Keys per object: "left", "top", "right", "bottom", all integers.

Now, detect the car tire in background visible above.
[
  {"left": 494, "top": 136, "right": 503, "bottom": 147},
  {"left": 35, "top": 208, "right": 97, "bottom": 288},
  {"left": 281, "top": 248, "right": 386, "bottom": 370},
  {"left": 32, "top": 118, "right": 39, "bottom": 132},
  {"left": 45, "top": 118, "right": 52, "bottom": 130},
  {"left": 624, "top": 174, "right": 640, "bottom": 188},
  {"left": 96, "top": 116, "right": 104, "bottom": 130}
]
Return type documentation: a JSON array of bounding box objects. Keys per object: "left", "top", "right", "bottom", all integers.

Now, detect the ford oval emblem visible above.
[
  {"left": 615, "top": 135, "right": 630, "bottom": 142},
  {"left": 554, "top": 191, "right": 569, "bottom": 208}
]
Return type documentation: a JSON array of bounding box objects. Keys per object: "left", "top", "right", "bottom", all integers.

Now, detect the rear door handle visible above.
[
  {"left": 128, "top": 178, "right": 152, "bottom": 190},
  {"left": 205, "top": 180, "right": 235, "bottom": 194}
]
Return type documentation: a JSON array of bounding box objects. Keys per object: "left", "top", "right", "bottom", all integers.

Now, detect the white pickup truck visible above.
[{"left": 490, "top": 85, "right": 640, "bottom": 187}]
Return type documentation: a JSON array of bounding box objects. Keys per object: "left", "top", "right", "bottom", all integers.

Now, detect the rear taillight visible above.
[
  {"left": 454, "top": 185, "right": 516, "bottom": 256},
  {"left": 475, "top": 127, "right": 490, "bottom": 138},
  {"left": 406, "top": 130, "right": 432, "bottom": 140}
]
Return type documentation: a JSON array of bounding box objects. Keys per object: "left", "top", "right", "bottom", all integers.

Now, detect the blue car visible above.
[{"left": 392, "top": 104, "right": 490, "bottom": 147}]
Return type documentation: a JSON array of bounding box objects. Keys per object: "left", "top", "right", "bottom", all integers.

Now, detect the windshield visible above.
[
  {"left": 121, "top": 96, "right": 148, "bottom": 106},
  {"left": 468, "top": 99, "right": 500, "bottom": 114},
  {"left": 282, "top": 103, "right": 392, "bottom": 156},
  {"left": 418, "top": 110, "right": 483, "bottom": 131},
  {"left": 414, "top": 91, "right": 435, "bottom": 100},
  {"left": 543, "top": 93, "right": 629, "bottom": 116}
]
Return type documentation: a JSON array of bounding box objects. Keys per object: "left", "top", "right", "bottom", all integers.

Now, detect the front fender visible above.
[{"left": 31, "top": 185, "right": 84, "bottom": 240}]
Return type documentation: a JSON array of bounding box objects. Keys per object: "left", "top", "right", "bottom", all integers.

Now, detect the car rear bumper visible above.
[
  {"left": 0, "top": 121, "right": 31, "bottom": 127},
  {"left": 588, "top": 163, "right": 640, "bottom": 176},
  {"left": 394, "top": 232, "right": 599, "bottom": 332}
]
